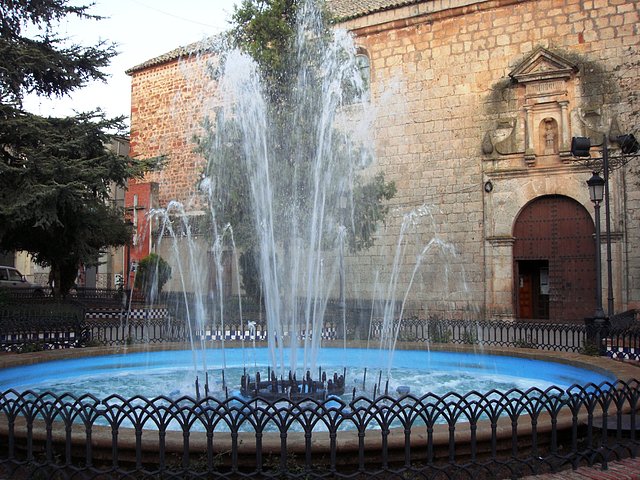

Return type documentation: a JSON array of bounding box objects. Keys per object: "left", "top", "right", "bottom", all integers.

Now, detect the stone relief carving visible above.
[
  {"left": 509, "top": 47, "right": 576, "bottom": 85},
  {"left": 483, "top": 48, "right": 578, "bottom": 166},
  {"left": 572, "top": 107, "right": 621, "bottom": 144},
  {"left": 483, "top": 119, "right": 518, "bottom": 155},
  {"left": 541, "top": 118, "right": 558, "bottom": 155}
]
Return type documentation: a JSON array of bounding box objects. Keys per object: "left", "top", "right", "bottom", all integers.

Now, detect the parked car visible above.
[{"left": 0, "top": 265, "right": 45, "bottom": 295}]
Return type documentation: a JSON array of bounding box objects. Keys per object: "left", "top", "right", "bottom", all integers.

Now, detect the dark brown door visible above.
[
  {"left": 517, "top": 260, "right": 549, "bottom": 319},
  {"left": 513, "top": 195, "right": 595, "bottom": 322},
  {"left": 518, "top": 270, "right": 533, "bottom": 318}
]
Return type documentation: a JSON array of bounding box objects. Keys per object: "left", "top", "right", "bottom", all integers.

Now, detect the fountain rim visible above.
[
  {"left": 0, "top": 342, "right": 636, "bottom": 459},
  {"left": 0, "top": 340, "right": 631, "bottom": 379}
]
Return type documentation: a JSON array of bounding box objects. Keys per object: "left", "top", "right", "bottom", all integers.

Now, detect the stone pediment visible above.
[
  {"left": 484, "top": 48, "right": 579, "bottom": 166},
  {"left": 509, "top": 48, "right": 577, "bottom": 84}
]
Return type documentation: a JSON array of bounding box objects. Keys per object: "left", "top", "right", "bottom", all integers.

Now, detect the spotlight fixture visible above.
[
  {"left": 570, "top": 137, "right": 591, "bottom": 157},
  {"left": 616, "top": 134, "right": 639, "bottom": 155}
]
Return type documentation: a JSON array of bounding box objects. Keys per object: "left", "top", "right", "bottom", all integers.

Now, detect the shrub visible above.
[{"left": 134, "top": 253, "right": 171, "bottom": 302}]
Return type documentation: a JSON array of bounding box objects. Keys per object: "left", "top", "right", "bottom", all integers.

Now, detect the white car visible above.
[{"left": 0, "top": 265, "right": 45, "bottom": 295}]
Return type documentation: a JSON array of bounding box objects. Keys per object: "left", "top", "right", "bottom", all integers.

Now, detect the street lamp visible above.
[
  {"left": 586, "top": 172, "right": 605, "bottom": 323},
  {"left": 571, "top": 133, "right": 639, "bottom": 316},
  {"left": 587, "top": 171, "right": 605, "bottom": 204}
]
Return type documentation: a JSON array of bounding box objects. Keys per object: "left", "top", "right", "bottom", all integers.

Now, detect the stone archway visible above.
[{"left": 513, "top": 195, "right": 596, "bottom": 322}]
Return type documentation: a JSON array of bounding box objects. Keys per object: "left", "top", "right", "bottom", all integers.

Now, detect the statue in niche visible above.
[
  {"left": 540, "top": 118, "right": 558, "bottom": 155},
  {"left": 544, "top": 121, "right": 555, "bottom": 153}
]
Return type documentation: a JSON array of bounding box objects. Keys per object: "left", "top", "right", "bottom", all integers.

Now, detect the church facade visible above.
[{"left": 126, "top": 0, "right": 640, "bottom": 322}]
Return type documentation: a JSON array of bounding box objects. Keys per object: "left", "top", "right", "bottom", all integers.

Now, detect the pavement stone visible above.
[{"left": 523, "top": 458, "right": 640, "bottom": 479}]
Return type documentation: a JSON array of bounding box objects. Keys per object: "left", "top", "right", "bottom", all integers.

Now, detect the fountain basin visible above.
[
  {"left": 0, "top": 343, "right": 615, "bottom": 401},
  {"left": 0, "top": 343, "right": 636, "bottom": 476}
]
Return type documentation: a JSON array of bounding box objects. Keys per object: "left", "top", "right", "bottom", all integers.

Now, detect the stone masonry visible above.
[
  {"left": 127, "top": 0, "right": 640, "bottom": 321},
  {"left": 331, "top": 0, "right": 640, "bottom": 320},
  {"left": 128, "top": 42, "right": 220, "bottom": 208}
]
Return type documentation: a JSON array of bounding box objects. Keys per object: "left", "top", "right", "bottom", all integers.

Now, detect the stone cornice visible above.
[
  {"left": 486, "top": 236, "right": 515, "bottom": 246},
  {"left": 335, "top": 0, "right": 529, "bottom": 37},
  {"left": 484, "top": 162, "right": 590, "bottom": 181}
]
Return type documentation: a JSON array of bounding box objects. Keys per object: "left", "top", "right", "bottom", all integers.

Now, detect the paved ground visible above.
[
  {"left": 523, "top": 457, "right": 640, "bottom": 479},
  {"left": 525, "top": 359, "right": 640, "bottom": 479}
]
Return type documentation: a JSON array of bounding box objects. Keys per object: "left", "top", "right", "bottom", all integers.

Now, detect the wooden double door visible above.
[{"left": 513, "top": 195, "right": 596, "bottom": 322}]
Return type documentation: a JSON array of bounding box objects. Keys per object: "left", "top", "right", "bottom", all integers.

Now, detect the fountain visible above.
[
  {"left": 150, "top": 0, "right": 412, "bottom": 395},
  {"left": 1, "top": 0, "right": 638, "bottom": 477}
]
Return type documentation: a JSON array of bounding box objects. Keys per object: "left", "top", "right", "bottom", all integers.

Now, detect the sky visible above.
[{"left": 23, "top": 0, "right": 239, "bottom": 124}]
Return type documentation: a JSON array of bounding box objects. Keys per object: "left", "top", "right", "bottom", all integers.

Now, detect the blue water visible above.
[{"left": 0, "top": 348, "right": 614, "bottom": 400}]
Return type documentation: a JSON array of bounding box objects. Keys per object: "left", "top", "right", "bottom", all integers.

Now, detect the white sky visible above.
[{"left": 23, "top": 0, "right": 239, "bottom": 124}]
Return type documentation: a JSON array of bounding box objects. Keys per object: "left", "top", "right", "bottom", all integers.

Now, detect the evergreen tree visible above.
[{"left": 0, "top": 0, "right": 157, "bottom": 297}]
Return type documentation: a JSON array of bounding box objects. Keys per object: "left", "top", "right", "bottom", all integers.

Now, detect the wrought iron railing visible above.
[
  {"left": 0, "top": 303, "right": 86, "bottom": 351},
  {"left": 0, "top": 287, "right": 146, "bottom": 306},
  {"left": 0, "top": 298, "right": 639, "bottom": 477},
  {"left": 0, "top": 380, "right": 638, "bottom": 478},
  {"left": 1, "top": 297, "right": 639, "bottom": 356},
  {"left": 83, "top": 306, "right": 184, "bottom": 345},
  {"left": 374, "top": 317, "right": 588, "bottom": 352}
]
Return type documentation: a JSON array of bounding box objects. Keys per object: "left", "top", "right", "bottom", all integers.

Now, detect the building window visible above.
[
  {"left": 356, "top": 52, "right": 370, "bottom": 99},
  {"left": 342, "top": 50, "right": 370, "bottom": 104}
]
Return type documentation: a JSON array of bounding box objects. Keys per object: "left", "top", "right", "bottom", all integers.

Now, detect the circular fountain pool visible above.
[
  {"left": 0, "top": 346, "right": 614, "bottom": 400},
  {"left": 0, "top": 344, "right": 633, "bottom": 479}
]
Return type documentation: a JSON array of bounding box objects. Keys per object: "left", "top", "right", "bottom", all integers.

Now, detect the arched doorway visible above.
[{"left": 513, "top": 195, "right": 596, "bottom": 322}]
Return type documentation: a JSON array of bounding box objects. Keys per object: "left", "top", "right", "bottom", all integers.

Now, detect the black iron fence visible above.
[
  {"left": 0, "top": 293, "right": 639, "bottom": 357},
  {"left": 374, "top": 316, "right": 589, "bottom": 352},
  {"left": 0, "top": 302, "right": 86, "bottom": 352},
  {"left": 0, "top": 295, "right": 640, "bottom": 478},
  {"left": 0, "top": 380, "right": 638, "bottom": 479},
  {"left": 0, "top": 287, "right": 145, "bottom": 308}
]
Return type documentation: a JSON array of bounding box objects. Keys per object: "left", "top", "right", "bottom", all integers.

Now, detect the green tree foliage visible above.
[
  {"left": 0, "top": 0, "right": 114, "bottom": 105},
  {"left": 200, "top": 0, "right": 395, "bottom": 301},
  {"left": 134, "top": 253, "right": 172, "bottom": 302},
  {"left": 0, "top": 0, "right": 157, "bottom": 297},
  {"left": 229, "top": 0, "right": 298, "bottom": 102}
]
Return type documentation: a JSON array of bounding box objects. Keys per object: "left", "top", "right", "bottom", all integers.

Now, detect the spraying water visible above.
[
  {"left": 201, "top": 0, "right": 374, "bottom": 378},
  {"left": 150, "top": 0, "right": 467, "bottom": 397}
]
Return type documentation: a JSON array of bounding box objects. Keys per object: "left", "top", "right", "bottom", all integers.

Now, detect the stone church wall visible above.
[
  {"left": 128, "top": 0, "right": 639, "bottom": 320},
  {"left": 338, "top": 0, "right": 639, "bottom": 319}
]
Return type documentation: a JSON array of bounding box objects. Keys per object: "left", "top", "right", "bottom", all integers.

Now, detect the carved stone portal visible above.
[{"left": 508, "top": 48, "right": 578, "bottom": 166}]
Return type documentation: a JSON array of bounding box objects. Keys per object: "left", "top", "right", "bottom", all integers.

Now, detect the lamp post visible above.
[
  {"left": 586, "top": 172, "right": 605, "bottom": 323},
  {"left": 601, "top": 138, "right": 612, "bottom": 316},
  {"left": 124, "top": 219, "right": 134, "bottom": 290},
  {"left": 571, "top": 133, "right": 639, "bottom": 317}
]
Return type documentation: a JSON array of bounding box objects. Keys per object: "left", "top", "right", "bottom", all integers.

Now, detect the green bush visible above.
[
  {"left": 580, "top": 343, "right": 601, "bottom": 356},
  {"left": 134, "top": 253, "right": 171, "bottom": 302},
  {"left": 427, "top": 319, "right": 451, "bottom": 343},
  {"left": 461, "top": 328, "right": 478, "bottom": 345},
  {"left": 514, "top": 337, "right": 536, "bottom": 349}
]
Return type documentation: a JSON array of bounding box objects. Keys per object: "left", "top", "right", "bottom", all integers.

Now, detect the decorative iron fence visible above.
[
  {"left": 0, "top": 298, "right": 639, "bottom": 478},
  {"left": 606, "top": 310, "right": 640, "bottom": 361},
  {"left": 0, "top": 287, "right": 145, "bottom": 307},
  {"left": 83, "top": 307, "right": 185, "bottom": 345},
  {"left": 0, "top": 303, "right": 86, "bottom": 352},
  {"left": 1, "top": 296, "right": 638, "bottom": 356},
  {"left": 0, "top": 380, "right": 638, "bottom": 479},
  {"left": 373, "top": 317, "right": 589, "bottom": 352}
]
